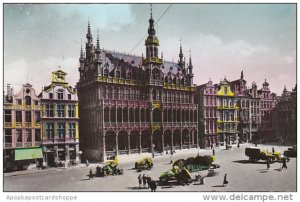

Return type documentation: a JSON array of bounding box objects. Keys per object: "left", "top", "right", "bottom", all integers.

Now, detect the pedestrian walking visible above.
[
  {"left": 237, "top": 142, "right": 240, "bottom": 148},
  {"left": 89, "top": 169, "right": 93, "bottom": 180},
  {"left": 223, "top": 174, "right": 228, "bottom": 186},
  {"left": 150, "top": 180, "right": 157, "bottom": 192},
  {"left": 147, "top": 176, "right": 152, "bottom": 189},
  {"left": 272, "top": 147, "right": 275, "bottom": 154},
  {"left": 170, "top": 154, "right": 173, "bottom": 164},
  {"left": 213, "top": 148, "right": 215, "bottom": 156},
  {"left": 201, "top": 176, "right": 205, "bottom": 185},
  {"left": 282, "top": 158, "right": 288, "bottom": 170},
  {"left": 138, "top": 174, "right": 142, "bottom": 188},
  {"left": 36, "top": 160, "right": 40, "bottom": 170},
  {"left": 266, "top": 159, "right": 270, "bottom": 170},
  {"left": 142, "top": 174, "right": 147, "bottom": 188},
  {"left": 210, "top": 144, "right": 213, "bottom": 150}
]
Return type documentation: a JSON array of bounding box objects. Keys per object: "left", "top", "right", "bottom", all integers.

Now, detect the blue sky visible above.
[{"left": 3, "top": 4, "right": 296, "bottom": 95}]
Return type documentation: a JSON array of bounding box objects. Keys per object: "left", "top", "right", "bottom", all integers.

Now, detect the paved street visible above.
[{"left": 4, "top": 143, "right": 296, "bottom": 192}]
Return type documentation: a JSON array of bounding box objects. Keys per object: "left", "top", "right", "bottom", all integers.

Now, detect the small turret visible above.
[{"left": 188, "top": 50, "right": 194, "bottom": 85}]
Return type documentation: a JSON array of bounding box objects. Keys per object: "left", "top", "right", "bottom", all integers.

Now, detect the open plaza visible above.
[{"left": 4, "top": 143, "right": 296, "bottom": 192}]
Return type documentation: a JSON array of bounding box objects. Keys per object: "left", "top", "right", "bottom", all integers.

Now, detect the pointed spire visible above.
[
  {"left": 150, "top": 3, "right": 153, "bottom": 19},
  {"left": 87, "top": 21, "right": 91, "bottom": 35},
  {"left": 179, "top": 39, "right": 183, "bottom": 62},
  {"left": 148, "top": 4, "right": 155, "bottom": 36},
  {"left": 86, "top": 20, "right": 93, "bottom": 44},
  {"left": 189, "top": 50, "right": 192, "bottom": 66},
  {"left": 80, "top": 39, "right": 84, "bottom": 58},
  {"left": 96, "top": 29, "right": 100, "bottom": 50},
  {"left": 241, "top": 70, "right": 244, "bottom": 79}
]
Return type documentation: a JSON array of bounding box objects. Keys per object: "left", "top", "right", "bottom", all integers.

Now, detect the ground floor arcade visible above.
[{"left": 103, "top": 128, "right": 198, "bottom": 158}]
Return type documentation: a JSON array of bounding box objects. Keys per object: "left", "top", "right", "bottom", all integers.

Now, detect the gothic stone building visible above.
[
  {"left": 77, "top": 13, "right": 198, "bottom": 161},
  {"left": 272, "top": 85, "right": 297, "bottom": 144}
]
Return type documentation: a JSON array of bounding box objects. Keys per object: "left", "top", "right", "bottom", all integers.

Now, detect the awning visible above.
[{"left": 15, "top": 148, "right": 43, "bottom": 161}]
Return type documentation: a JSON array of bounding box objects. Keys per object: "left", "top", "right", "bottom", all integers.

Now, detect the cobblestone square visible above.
[{"left": 4, "top": 143, "right": 296, "bottom": 192}]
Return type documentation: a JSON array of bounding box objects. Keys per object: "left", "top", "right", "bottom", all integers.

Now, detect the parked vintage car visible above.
[
  {"left": 283, "top": 145, "right": 297, "bottom": 157},
  {"left": 245, "top": 148, "right": 280, "bottom": 162}
]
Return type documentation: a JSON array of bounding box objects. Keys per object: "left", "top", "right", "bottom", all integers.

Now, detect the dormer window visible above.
[
  {"left": 57, "top": 89, "right": 64, "bottom": 100},
  {"left": 25, "top": 96, "right": 31, "bottom": 105}
]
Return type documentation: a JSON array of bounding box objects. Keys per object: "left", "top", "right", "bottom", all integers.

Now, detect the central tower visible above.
[{"left": 144, "top": 5, "right": 163, "bottom": 88}]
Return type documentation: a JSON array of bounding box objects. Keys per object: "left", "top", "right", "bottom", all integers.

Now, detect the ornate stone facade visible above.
[
  {"left": 196, "top": 80, "right": 218, "bottom": 148},
  {"left": 3, "top": 83, "right": 42, "bottom": 171},
  {"left": 257, "top": 79, "right": 276, "bottom": 142},
  {"left": 40, "top": 69, "right": 80, "bottom": 166},
  {"left": 216, "top": 78, "right": 239, "bottom": 145},
  {"left": 77, "top": 12, "right": 198, "bottom": 161},
  {"left": 272, "top": 85, "right": 297, "bottom": 144}
]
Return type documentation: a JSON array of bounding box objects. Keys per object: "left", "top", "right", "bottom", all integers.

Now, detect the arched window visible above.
[
  {"left": 152, "top": 89, "right": 157, "bottom": 101},
  {"left": 169, "top": 76, "right": 172, "bottom": 84},
  {"left": 115, "top": 70, "right": 120, "bottom": 78},
  {"left": 164, "top": 76, "right": 168, "bottom": 83},
  {"left": 120, "top": 88, "right": 124, "bottom": 100},
  {"left": 108, "top": 87, "right": 113, "bottom": 99},
  {"left": 181, "top": 78, "right": 184, "bottom": 85},
  {"left": 152, "top": 68, "right": 160, "bottom": 80},
  {"left": 114, "top": 88, "right": 119, "bottom": 100},
  {"left": 25, "top": 96, "right": 31, "bottom": 105},
  {"left": 124, "top": 89, "right": 129, "bottom": 100},
  {"left": 57, "top": 89, "right": 64, "bottom": 100},
  {"left": 104, "top": 68, "right": 109, "bottom": 77},
  {"left": 103, "top": 87, "right": 107, "bottom": 99}
]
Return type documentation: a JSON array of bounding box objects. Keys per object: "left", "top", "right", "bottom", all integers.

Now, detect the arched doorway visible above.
[
  {"left": 130, "top": 130, "right": 140, "bottom": 153},
  {"left": 192, "top": 129, "right": 198, "bottom": 148},
  {"left": 182, "top": 129, "right": 190, "bottom": 148},
  {"left": 105, "top": 131, "right": 116, "bottom": 155},
  {"left": 118, "top": 131, "right": 128, "bottom": 154},
  {"left": 173, "top": 129, "right": 181, "bottom": 150},
  {"left": 153, "top": 130, "right": 162, "bottom": 152},
  {"left": 163, "top": 129, "right": 172, "bottom": 151},
  {"left": 153, "top": 109, "right": 161, "bottom": 122},
  {"left": 141, "top": 130, "right": 151, "bottom": 152}
]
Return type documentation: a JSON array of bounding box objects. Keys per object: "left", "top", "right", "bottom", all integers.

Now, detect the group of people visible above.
[
  {"left": 138, "top": 173, "right": 157, "bottom": 192},
  {"left": 266, "top": 147, "right": 288, "bottom": 171}
]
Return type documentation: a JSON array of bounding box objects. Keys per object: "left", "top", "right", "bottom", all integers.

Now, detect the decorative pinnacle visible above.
[
  {"left": 80, "top": 41, "right": 84, "bottom": 58},
  {"left": 150, "top": 4, "right": 152, "bottom": 18},
  {"left": 96, "top": 29, "right": 100, "bottom": 49},
  {"left": 87, "top": 21, "right": 91, "bottom": 35},
  {"left": 189, "top": 50, "right": 192, "bottom": 66}
]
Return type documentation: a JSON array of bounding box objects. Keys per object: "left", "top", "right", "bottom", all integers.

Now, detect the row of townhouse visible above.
[
  {"left": 195, "top": 71, "right": 293, "bottom": 148},
  {"left": 3, "top": 69, "right": 79, "bottom": 171}
]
